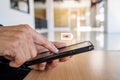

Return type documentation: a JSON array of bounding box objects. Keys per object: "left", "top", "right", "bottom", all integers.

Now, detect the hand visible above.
[
  {"left": 0, "top": 24, "right": 58, "bottom": 67},
  {"left": 29, "top": 42, "right": 71, "bottom": 71}
]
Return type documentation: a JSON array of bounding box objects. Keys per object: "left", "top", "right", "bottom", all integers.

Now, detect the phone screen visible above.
[{"left": 58, "top": 41, "right": 92, "bottom": 52}]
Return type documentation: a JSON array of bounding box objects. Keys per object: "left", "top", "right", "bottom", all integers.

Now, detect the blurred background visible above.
[{"left": 0, "top": 0, "right": 120, "bottom": 50}]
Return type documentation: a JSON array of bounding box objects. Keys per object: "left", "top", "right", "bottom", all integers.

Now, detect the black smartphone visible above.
[{"left": 24, "top": 41, "right": 94, "bottom": 66}]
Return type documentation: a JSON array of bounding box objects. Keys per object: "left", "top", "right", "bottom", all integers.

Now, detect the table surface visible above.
[{"left": 25, "top": 51, "right": 120, "bottom": 80}]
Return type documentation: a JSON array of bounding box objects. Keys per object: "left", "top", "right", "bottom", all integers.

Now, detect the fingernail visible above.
[
  {"left": 54, "top": 49, "right": 59, "bottom": 53},
  {"left": 10, "top": 61, "right": 20, "bottom": 68}
]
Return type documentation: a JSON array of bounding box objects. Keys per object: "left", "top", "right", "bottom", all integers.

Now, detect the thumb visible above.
[{"left": 9, "top": 61, "right": 22, "bottom": 67}]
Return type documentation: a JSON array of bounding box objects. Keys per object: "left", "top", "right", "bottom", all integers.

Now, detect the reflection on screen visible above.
[
  {"left": 34, "top": 41, "right": 91, "bottom": 59},
  {"left": 59, "top": 41, "right": 91, "bottom": 53}
]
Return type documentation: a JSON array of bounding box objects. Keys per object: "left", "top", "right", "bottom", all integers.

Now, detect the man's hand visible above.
[
  {"left": 29, "top": 42, "right": 71, "bottom": 71},
  {"left": 0, "top": 24, "right": 58, "bottom": 67}
]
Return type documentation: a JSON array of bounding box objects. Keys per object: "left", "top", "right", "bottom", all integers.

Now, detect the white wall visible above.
[
  {"left": 107, "top": 0, "right": 120, "bottom": 33},
  {"left": 35, "top": 1, "right": 90, "bottom": 9},
  {"left": 0, "top": 0, "right": 35, "bottom": 28},
  {"left": 106, "top": 34, "right": 120, "bottom": 50}
]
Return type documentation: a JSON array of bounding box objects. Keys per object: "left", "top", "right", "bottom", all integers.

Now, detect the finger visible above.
[
  {"left": 52, "top": 42, "right": 72, "bottom": 62},
  {"left": 4, "top": 56, "right": 14, "bottom": 61},
  {"left": 29, "top": 62, "right": 47, "bottom": 71},
  {"left": 35, "top": 38, "right": 58, "bottom": 53},
  {"left": 35, "top": 44, "right": 48, "bottom": 53},
  {"left": 52, "top": 42, "right": 67, "bottom": 48},
  {"left": 29, "top": 65, "right": 39, "bottom": 70},
  {"left": 9, "top": 47, "right": 25, "bottom": 67},
  {"left": 60, "top": 56, "right": 71, "bottom": 62},
  {"left": 46, "top": 59, "right": 59, "bottom": 70},
  {"left": 38, "top": 62, "right": 47, "bottom": 71}
]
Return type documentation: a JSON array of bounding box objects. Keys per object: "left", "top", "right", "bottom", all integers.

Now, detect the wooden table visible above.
[{"left": 24, "top": 51, "right": 120, "bottom": 80}]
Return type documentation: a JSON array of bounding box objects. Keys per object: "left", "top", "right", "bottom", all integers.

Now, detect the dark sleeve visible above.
[{"left": 0, "top": 24, "right": 3, "bottom": 26}]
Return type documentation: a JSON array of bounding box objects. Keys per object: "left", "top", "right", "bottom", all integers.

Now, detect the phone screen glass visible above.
[{"left": 34, "top": 41, "right": 92, "bottom": 60}]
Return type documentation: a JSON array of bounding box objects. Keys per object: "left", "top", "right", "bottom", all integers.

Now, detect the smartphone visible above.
[
  {"left": 0, "top": 41, "right": 94, "bottom": 67},
  {"left": 24, "top": 41, "right": 94, "bottom": 66}
]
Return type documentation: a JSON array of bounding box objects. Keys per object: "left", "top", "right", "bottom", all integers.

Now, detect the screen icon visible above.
[{"left": 61, "top": 33, "right": 73, "bottom": 40}]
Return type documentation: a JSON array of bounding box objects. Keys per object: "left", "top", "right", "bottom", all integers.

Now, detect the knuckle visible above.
[
  {"left": 16, "top": 32, "right": 27, "bottom": 42},
  {"left": 41, "top": 39, "right": 50, "bottom": 46},
  {"left": 8, "top": 37, "right": 22, "bottom": 50},
  {"left": 19, "top": 24, "right": 31, "bottom": 32},
  {"left": 26, "top": 55, "right": 31, "bottom": 61},
  {"left": 32, "top": 50, "right": 37, "bottom": 59},
  {"left": 31, "top": 51, "right": 37, "bottom": 58},
  {"left": 41, "top": 41, "right": 47, "bottom": 46},
  {"left": 3, "top": 50, "right": 9, "bottom": 56},
  {"left": 15, "top": 31, "right": 26, "bottom": 39}
]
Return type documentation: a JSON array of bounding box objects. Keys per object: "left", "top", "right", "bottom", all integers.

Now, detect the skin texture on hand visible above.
[{"left": 0, "top": 24, "right": 71, "bottom": 70}]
